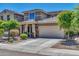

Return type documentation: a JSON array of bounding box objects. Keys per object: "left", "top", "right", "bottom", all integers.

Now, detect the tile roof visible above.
[{"left": 0, "top": 9, "right": 24, "bottom": 16}]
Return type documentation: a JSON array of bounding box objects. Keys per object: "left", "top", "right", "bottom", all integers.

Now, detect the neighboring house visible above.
[
  {"left": 21, "top": 9, "right": 65, "bottom": 38},
  {"left": 0, "top": 9, "right": 24, "bottom": 22}
]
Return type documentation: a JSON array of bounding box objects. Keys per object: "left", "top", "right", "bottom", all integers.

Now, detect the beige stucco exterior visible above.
[
  {"left": 32, "top": 24, "right": 36, "bottom": 37},
  {"left": 36, "top": 12, "right": 48, "bottom": 19}
]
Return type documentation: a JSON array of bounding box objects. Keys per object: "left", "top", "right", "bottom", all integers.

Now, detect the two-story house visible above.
[{"left": 21, "top": 9, "right": 65, "bottom": 38}]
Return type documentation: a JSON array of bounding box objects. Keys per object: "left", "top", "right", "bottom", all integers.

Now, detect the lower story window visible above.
[{"left": 1, "top": 16, "right": 3, "bottom": 20}]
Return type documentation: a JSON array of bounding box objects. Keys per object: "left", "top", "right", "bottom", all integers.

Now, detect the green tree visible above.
[
  {"left": 0, "top": 20, "right": 5, "bottom": 40},
  {"left": 57, "top": 10, "right": 74, "bottom": 39},
  {"left": 0, "top": 29, "right": 4, "bottom": 40},
  {"left": 1, "top": 20, "right": 20, "bottom": 41},
  {"left": 0, "top": 20, "right": 4, "bottom": 28},
  {"left": 71, "top": 6, "right": 79, "bottom": 35}
]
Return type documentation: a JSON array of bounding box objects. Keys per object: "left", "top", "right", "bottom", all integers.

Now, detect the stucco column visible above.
[
  {"left": 32, "top": 24, "right": 36, "bottom": 38},
  {"left": 24, "top": 25, "right": 28, "bottom": 32}
]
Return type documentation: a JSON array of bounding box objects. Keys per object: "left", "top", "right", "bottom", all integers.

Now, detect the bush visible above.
[
  {"left": 20, "top": 34, "right": 28, "bottom": 40},
  {"left": 24, "top": 32, "right": 28, "bottom": 34},
  {"left": 10, "top": 29, "right": 19, "bottom": 37}
]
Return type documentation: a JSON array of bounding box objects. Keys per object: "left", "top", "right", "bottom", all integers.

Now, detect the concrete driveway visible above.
[{"left": 0, "top": 38, "right": 62, "bottom": 56}]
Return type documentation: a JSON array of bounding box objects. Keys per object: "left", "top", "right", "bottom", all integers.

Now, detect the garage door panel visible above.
[{"left": 38, "top": 25, "right": 64, "bottom": 38}]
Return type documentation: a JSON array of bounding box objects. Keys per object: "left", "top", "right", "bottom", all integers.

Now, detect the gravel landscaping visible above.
[{"left": 51, "top": 40, "right": 79, "bottom": 50}]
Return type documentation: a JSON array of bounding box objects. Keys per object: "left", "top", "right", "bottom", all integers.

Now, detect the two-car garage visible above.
[
  {"left": 36, "top": 17, "right": 65, "bottom": 38},
  {"left": 38, "top": 23, "right": 64, "bottom": 38}
]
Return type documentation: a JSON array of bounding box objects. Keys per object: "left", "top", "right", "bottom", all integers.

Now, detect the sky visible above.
[{"left": 0, "top": 3, "right": 78, "bottom": 13}]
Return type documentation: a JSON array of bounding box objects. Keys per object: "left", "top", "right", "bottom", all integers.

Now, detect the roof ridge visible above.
[{"left": 0, "top": 9, "right": 23, "bottom": 16}]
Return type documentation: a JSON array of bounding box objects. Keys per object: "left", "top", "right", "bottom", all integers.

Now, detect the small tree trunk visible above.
[
  {"left": 8, "top": 29, "right": 10, "bottom": 41},
  {"left": 67, "top": 32, "right": 70, "bottom": 40},
  {"left": 12, "top": 36, "right": 15, "bottom": 40}
]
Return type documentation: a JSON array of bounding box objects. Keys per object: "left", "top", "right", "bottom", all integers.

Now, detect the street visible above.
[{"left": 0, "top": 49, "right": 43, "bottom": 56}]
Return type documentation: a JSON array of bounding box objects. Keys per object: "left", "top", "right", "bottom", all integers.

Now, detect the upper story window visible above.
[
  {"left": 7, "top": 15, "right": 10, "bottom": 20},
  {"left": 25, "top": 12, "right": 41, "bottom": 20},
  {"left": 1, "top": 16, "right": 3, "bottom": 20},
  {"left": 29, "top": 13, "right": 36, "bottom": 19}
]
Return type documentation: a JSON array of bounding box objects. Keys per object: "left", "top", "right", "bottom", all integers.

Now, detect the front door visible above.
[{"left": 28, "top": 24, "right": 33, "bottom": 38}]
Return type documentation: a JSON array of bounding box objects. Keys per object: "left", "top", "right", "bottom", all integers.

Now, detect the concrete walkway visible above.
[{"left": 1, "top": 38, "right": 79, "bottom": 56}]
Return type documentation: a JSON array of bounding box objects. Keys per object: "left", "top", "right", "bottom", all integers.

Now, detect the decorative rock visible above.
[{"left": 74, "top": 37, "right": 79, "bottom": 44}]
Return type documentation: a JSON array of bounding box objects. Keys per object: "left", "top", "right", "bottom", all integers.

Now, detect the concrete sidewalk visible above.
[
  {"left": 0, "top": 49, "right": 43, "bottom": 56},
  {"left": 38, "top": 48, "right": 79, "bottom": 56}
]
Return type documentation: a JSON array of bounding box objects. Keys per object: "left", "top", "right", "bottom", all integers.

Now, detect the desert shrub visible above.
[
  {"left": 20, "top": 34, "right": 28, "bottom": 40},
  {"left": 10, "top": 29, "right": 19, "bottom": 37},
  {"left": 10, "top": 29, "right": 19, "bottom": 40}
]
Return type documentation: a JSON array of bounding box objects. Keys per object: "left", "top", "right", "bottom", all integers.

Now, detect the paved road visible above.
[{"left": 0, "top": 49, "right": 44, "bottom": 56}]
